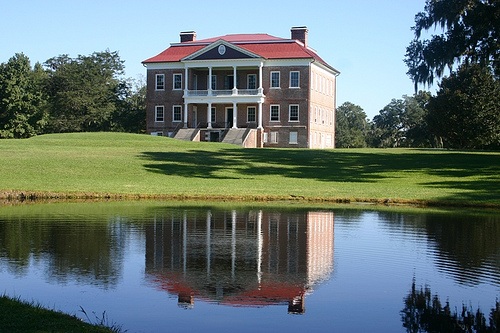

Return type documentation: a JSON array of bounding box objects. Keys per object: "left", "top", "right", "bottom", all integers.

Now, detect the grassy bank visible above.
[
  {"left": 0, "top": 132, "right": 499, "bottom": 207},
  {"left": 0, "top": 295, "right": 121, "bottom": 333}
]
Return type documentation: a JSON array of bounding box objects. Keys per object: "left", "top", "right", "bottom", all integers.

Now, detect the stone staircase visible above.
[
  {"left": 221, "top": 128, "right": 247, "bottom": 145},
  {"left": 174, "top": 128, "right": 199, "bottom": 141}
]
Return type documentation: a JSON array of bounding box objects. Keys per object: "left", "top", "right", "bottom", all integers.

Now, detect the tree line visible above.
[
  {"left": 337, "top": 0, "right": 499, "bottom": 150},
  {"left": 0, "top": 50, "right": 145, "bottom": 139}
]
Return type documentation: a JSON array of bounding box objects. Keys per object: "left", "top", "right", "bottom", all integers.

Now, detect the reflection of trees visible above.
[
  {"left": 423, "top": 214, "right": 500, "bottom": 286},
  {"left": 377, "top": 211, "right": 500, "bottom": 286},
  {"left": 401, "top": 280, "right": 499, "bottom": 333},
  {"left": 0, "top": 217, "right": 126, "bottom": 286}
]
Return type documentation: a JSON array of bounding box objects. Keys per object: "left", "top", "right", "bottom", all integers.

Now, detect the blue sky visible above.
[{"left": 1, "top": 0, "right": 429, "bottom": 119}]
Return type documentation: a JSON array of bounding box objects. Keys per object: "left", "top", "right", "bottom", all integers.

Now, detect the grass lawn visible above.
[
  {"left": 0, "top": 295, "right": 120, "bottom": 333},
  {"left": 0, "top": 132, "right": 499, "bottom": 207}
]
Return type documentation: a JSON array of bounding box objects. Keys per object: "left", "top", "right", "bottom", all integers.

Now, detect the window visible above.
[
  {"left": 289, "top": 132, "right": 298, "bottom": 144},
  {"left": 211, "top": 107, "right": 216, "bottom": 123},
  {"left": 155, "top": 106, "right": 164, "bottom": 122},
  {"left": 270, "top": 71, "right": 280, "bottom": 88},
  {"left": 247, "top": 74, "right": 256, "bottom": 89},
  {"left": 270, "top": 105, "right": 280, "bottom": 121},
  {"left": 155, "top": 74, "right": 165, "bottom": 90},
  {"left": 247, "top": 106, "right": 256, "bottom": 122},
  {"left": 173, "top": 74, "right": 182, "bottom": 90},
  {"left": 289, "top": 105, "right": 299, "bottom": 122},
  {"left": 290, "top": 71, "right": 299, "bottom": 88},
  {"left": 211, "top": 75, "right": 217, "bottom": 90},
  {"left": 270, "top": 131, "right": 278, "bottom": 144},
  {"left": 173, "top": 105, "right": 182, "bottom": 122}
]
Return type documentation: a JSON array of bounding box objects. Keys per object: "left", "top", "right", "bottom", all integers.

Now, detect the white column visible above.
[
  {"left": 184, "top": 67, "right": 189, "bottom": 128},
  {"left": 183, "top": 103, "right": 188, "bottom": 128},
  {"left": 232, "top": 102, "right": 237, "bottom": 128},
  {"left": 184, "top": 67, "right": 188, "bottom": 95},
  {"left": 258, "top": 62, "right": 263, "bottom": 95},
  {"left": 257, "top": 210, "right": 263, "bottom": 284},
  {"left": 231, "top": 210, "right": 236, "bottom": 280},
  {"left": 258, "top": 101, "right": 263, "bottom": 129},
  {"left": 232, "top": 65, "right": 237, "bottom": 95},
  {"left": 207, "top": 102, "right": 212, "bottom": 129},
  {"left": 206, "top": 210, "right": 211, "bottom": 276},
  {"left": 208, "top": 66, "right": 213, "bottom": 95},
  {"left": 182, "top": 212, "right": 187, "bottom": 275}
]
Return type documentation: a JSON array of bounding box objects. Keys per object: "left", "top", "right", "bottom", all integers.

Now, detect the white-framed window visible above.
[
  {"left": 263, "top": 132, "right": 268, "bottom": 143},
  {"left": 289, "top": 131, "right": 298, "bottom": 144},
  {"left": 247, "top": 74, "right": 256, "bottom": 89},
  {"left": 270, "top": 105, "right": 280, "bottom": 121},
  {"left": 289, "top": 105, "right": 299, "bottom": 122},
  {"left": 270, "top": 131, "right": 278, "bottom": 144},
  {"left": 151, "top": 131, "right": 163, "bottom": 136},
  {"left": 155, "top": 105, "right": 164, "bottom": 122},
  {"left": 208, "top": 75, "right": 217, "bottom": 90},
  {"left": 211, "top": 107, "right": 216, "bottom": 123},
  {"left": 155, "top": 74, "right": 165, "bottom": 90},
  {"left": 173, "top": 105, "right": 182, "bottom": 122},
  {"left": 270, "top": 71, "right": 280, "bottom": 88},
  {"left": 289, "top": 71, "right": 299, "bottom": 88},
  {"left": 247, "top": 106, "right": 256, "bottom": 122},
  {"left": 173, "top": 73, "right": 182, "bottom": 90}
]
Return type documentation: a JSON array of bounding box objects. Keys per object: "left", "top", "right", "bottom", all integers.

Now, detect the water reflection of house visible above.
[{"left": 145, "top": 209, "right": 334, "bottom": 314}]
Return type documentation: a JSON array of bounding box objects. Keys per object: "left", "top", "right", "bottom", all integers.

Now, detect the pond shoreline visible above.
[{"left": 1, "top": 190, "right": 499, "bottom": 209}]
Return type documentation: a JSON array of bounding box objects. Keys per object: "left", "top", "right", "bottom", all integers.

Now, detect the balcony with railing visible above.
[{"left": 184, "top": 89, "right": 260, "bottom": 97}]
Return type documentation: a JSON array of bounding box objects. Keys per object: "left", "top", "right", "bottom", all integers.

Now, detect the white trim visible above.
[
  {"left": 173, "top": 73, "right": 183, "bottom": 90},
  {"left": 155, "top": 74, "right": 165, "bottom": 91},
  {"left": 247, "top": 74, "right": 257, "bottom": 89},
  {"left": 182, "top": 39, "right": 261, "bottom": 60},
  {"left": 270, "top": 71, "right": 280, "bottom": 89},
  {"left": 247, "top": 106, "right": 256, "bottom": 123},
  {"left": 289, "top": 104, "right": 299, "bottom": 122},
  {"left": 289, "top": 71, "right": 300, "bottom": 88},
  {"left": 155, "top": 105, "right": 165, "bottom": 122},
  {"left": 270, "top": 104, "right": 280, "bottom": 122},
  {"left": 172, "top": 105, "right": 182, "bottom": 122},
  {"left": 264, "top": 59, "right": 311, "bottom": 67}
]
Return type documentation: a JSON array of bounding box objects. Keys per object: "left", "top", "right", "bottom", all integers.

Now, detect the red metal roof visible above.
[{"left": 142, "top": 33, "right": 336, "bottom": 71}]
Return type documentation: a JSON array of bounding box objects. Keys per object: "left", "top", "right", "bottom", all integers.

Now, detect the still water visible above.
[{"left": 0, "top": 202, "right": 498, "bottom": 332}]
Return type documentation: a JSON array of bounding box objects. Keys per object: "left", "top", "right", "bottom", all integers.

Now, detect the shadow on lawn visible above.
[{"left": 140, "top": 148, "right": 500, "bottom": 203}]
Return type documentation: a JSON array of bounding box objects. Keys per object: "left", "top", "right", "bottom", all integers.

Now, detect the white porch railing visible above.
[{"left": 185, "top": 89, "right": 260, "bottom": 97}]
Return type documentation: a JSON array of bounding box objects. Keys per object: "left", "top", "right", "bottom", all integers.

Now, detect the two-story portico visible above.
[{"left": 143, "top": 27, "right": 339, "bottom": 148}]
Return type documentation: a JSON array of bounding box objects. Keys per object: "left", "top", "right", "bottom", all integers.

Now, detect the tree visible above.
[
  {"left": 368, "top": 93, "right": 435, "bottom": 148},
  {"left": 111, "top": 76, "right": 146, "bottom": 133},
  {"left": 427, "top": 64, "right": 500, "bottom": 149},
  {"left": 402, "top": 91, "right": 434, "bottom": 147},
  {"left": 0, "top": 53, "right": 48, "bottom": 138},
  {"left": 335, "top": 102, "right": 369, "bottom": 148},
  {"left": 370, "top": 99, "right": 406, "bottom": 147},
  {"left": 44, "top": 50, "right": 128, "bottom": 133},
  {"left": 405, "top": 0, "right": 500, "bottom": 89}
]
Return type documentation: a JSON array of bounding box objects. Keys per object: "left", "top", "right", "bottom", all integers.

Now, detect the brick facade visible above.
[{"left": 143, "top": 27, "right": 339, "bottom": 148}]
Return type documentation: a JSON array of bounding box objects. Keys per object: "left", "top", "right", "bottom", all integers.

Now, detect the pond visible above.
[{"left": 0, "top": 201, "right": 498, "bottom": 332}]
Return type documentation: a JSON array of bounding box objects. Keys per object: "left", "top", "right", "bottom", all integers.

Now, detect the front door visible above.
[{"left": 226, "top": 107, "right": 233, "bottom": 128}]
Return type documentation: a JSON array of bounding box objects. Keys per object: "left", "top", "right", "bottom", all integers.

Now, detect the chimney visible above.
[
  {"left": 180, "top": 31, "right": 196, "bottom": 43},
  {"left": 291, "top": 26, "right": 308, "bottom": 47}
]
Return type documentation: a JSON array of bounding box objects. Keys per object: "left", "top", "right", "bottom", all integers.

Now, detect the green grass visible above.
[
  {"left": 0, "top": 132, "right": 499, "bottom": 207},
  {"left": 0, "top": 295, "right": 121, "bottom": 333}
]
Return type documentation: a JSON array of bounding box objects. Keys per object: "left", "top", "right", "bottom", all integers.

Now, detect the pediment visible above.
[{"left": 183, "top": 40, "right": 260, "bottom": 61}]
